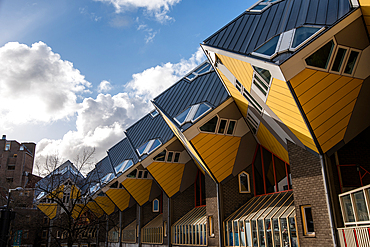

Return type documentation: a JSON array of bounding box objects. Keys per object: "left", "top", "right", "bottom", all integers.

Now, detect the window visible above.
[
  {"left": 208, "top": 216, "right": 214, "bottom": 237},
  {"left": 19, "top": 146, "right": 24, "bottom": 150},
  {"left": 343, "top": 49, "right": 360, "bottom": 75},
  {"left": 137, "top": 139, "right": 162, "bottom": 156},
  {"left": 153, "top": 150, "right": 166, "bottom": 161},
  {"left": 185, "top": 62, "right": 213, "bottom": 81},
  {"left": 5, "top": 142, "right": 10, "bottom": 151},
  {"left": 195, "top": 170, "right": 206, "bottom": 207},
  {"left": 90, "top": 183, "right": 100, "bottom": 194},
  {"left": 248, "top": 0, "right": 281, "bottom": 12},
  {"left": 305, "top": 40, "right": 335, "bottom": 69},
  {"left": 238, "top": 172, "right": 250, "bottom": 193},
  {"left": 247, "top": 112, "right": 260, "bottom": 134},
  {"left": 301, "top": 205, "right": 315, "bottom": 237},
  {"left": 7, "top": 165, "right": 15, "bottom": 170},
  {"left": 252, "top": 66, "right": 271, "bottom": 98},
  {"left": 153, "top": 199, "right": 159, "bottom": 212},
  {"left": 200, "top": 116, "right": 218, "bottom": 133},
  {"left": 13, "top": 154, "right": 17, "bottom": 157},
  {"left": 62, "top": 192, "right": 70, "bottom": 204},
  {"left": 150, "top": 109, "right": 159, "bottom": 117},
  {"left": 127, "top": 169, "right": 137, "bottom": 178},
  {"left": 115, "top": 160, "right": 134, "bottom": 174},
  {"left": 227, "top": 120, "right": 237, "bottom": 135},
  {"left": 56, "top": 230, "right": 61, "bottom": 238},
  {"left": 101, "top": 173, "right": 115, "bottom": 185},
  {"left": 234, "top": 80, "right": 263, "bottom": 114},
  {"left": 174, "top": 103, "right": 212, "bottom": 126},
  {"left": 252, "top": 26, "right": 323, "bottom": 59},
  {"left": 6, "top": 177, "right": 13, "bottom": 183},
  {"left": 330, "top": 46, "right": 348, "bottom": 73},
  {"left": 42, "top": 230, "right": 48, "bottom": 239}
]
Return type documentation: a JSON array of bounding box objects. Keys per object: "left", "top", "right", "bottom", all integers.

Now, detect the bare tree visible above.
[{"left": 34, "top": 148, "right": 109, "bottom": 247}]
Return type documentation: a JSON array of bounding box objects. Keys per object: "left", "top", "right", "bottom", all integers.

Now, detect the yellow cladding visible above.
[
  {"left": 122, "top": 179, "right": 153, "bottom": 206},
  {"left": 71, "top": 204, "right": 88, "bottom": 219},
  {"left": 48, "top": 185, "right": 64, "bottom": 199},
  {"left": 191, "top": 133, "right": 241, "bottom": 182},
  {"left": 37, "top": 203, "right": 57, "bottom": 219},
  {"left": 70, "top": 185, "right": 81, "bottom": 199},
  {"left": 216, "top": 53, "right": 254, "bottom": 91},
  {"left": 256, "top": 123, "right": 289, "bottom": 163},
  {"left": 106, "top": 188, "right": 131, "bottom": 211},
  {"left": 266, "top": 78, "right": 318, "bottom": 152},
  {"left": 359, "top": 0, "right": 370, "bottom": 34},
  {"left": 216, "top": 68, "right": 249, "bottom": 117},
  {"left": 290, "top": 69, "right": 363, "bottom": 153},
  {"left": 94, "top": 196, "right": 115, "bottom": 215},
  {"left": 147, "top": 162, "right": 185, "bottom": 197},
  {"left": 87, "top": 201, "right": 104, "bottom": 218}
]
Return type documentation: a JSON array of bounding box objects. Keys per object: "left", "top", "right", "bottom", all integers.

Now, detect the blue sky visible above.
[{"left": 0, "top": 0, "right": 254, "bottom": 174}]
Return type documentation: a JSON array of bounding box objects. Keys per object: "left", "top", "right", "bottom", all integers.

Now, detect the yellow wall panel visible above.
[
  {"left": 106, "top": 188, "right": 131, "bottom": 211},
  {"left": 217, "top": 53, "right": 254, "bottom": 91},
  {"left": 95, "top": 196, "right": 115, "bottom": 215},
  {"left": 267, "top": 78, "right": 317, "bottom": 152},
  {"left": 256, "top": 124, "right": 289, "bottom": 163},
  {"left": 191, "top": 133, "right": 241, "bottom": 182},
  {"left": 216, "top": 68, "right": 249, "bottom": 117},
  {"left": 122, "top": 179, "right": 153, "bottom": 206},
  {"left": 48, "top": 185, "right": 64, "bottom": 199},
  {"left": 72, "top": 204, "right": 88, "bottom": 219},
  {"left": 87, "top": 201, "right": 104, "bottom": 218},
  {"left": 289, "top": 69, "right": 364, "bottom": 153},
  {"left": 359, "top": 1, "right": 370, "bottom": 36},
  {"left": 37, "top": 203, "right": 57, "bottom": 219},
  {"left": 148, "top": 162, "right": 185, "bottom": 197}
]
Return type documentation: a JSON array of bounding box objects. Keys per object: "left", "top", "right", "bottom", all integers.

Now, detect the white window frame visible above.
[
  {"left": 217, "top": 118, "right": 229, "bottom": 135},
  {"left": 153, "top": 199, "right": 160, "bottom": 212},
  {"left": 185, "top": 62, "right": 213, "bottom": 82},
  {"left": 115, "top": 160, "right": 133, "bottom": 174},
  {"left": 150, "top": 110, "right": 159, "bottom": 118},
  {"left": 238, "top": 171, "right": 251, "bottom": 193},
  {"left": 174, "top": 103, "right": 212, "bottom": 126},
  {"left": 247, "top": 0, "right": 283, "bottom": 13},
  {"left": 137, "top": 139, "right": 162, "bottom": 156}
]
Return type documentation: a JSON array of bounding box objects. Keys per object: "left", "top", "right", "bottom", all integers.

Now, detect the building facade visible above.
[{"left": 34, "top": 0, "right": 370, "bottom": 247}]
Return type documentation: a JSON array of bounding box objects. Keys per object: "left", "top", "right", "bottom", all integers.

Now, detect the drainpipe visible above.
[
  {"left": 119, "top": 211, "right": 122, "bottom": 247},
  {"left": 167, "top": 196, "right": 171, "bottom": 247},
  {"left": 320, "top": 155, "right": 338, "bottom": 247},
  {"left": 216, "top": 183, "right": 223, "bottom": 247}
]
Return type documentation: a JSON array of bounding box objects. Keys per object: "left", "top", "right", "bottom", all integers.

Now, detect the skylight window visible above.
[
  {"left": 248, "top": 0, "right": 282, "bottom": 12},
  {"left": 90, "top": 183, "right": 100, "bottom": 194},
  {"left": 137, "top": 139, "right": 162, "bottom": 156},
  {"left": 150, "top": 110, "right": 159, "bottom": 118},
  {"left": 252, "top": 26, "right": 324, "bottom": 59},
  {"left": 101, "top": 173, "right": 115, "bottom": 185},
  {"left": 185, "top": 62, "right": 213, "bottom": 81},
  {"left": 115, "top": 160, "right": 134, "bottom": 174},
  {"left": 174, "top": 103, "right": 211, "bottom": 126},
  {"left": 37, "top": 192, "right": 46, "bottom": 200}
]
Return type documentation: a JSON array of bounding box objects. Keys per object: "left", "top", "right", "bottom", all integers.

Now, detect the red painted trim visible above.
[
  {"left": 342, "top": 229, "right": 347, "bottom": 247},
  {"left": 337, "top": 164, "right": 343, "bottom": 193},
  {"left": 359, "top": 170, "right": 363, "bottom": 187},
  {"left": 285, "top": 162, "right": 290, "bottom": 191},
  {"left": 368, "top": 227, "right": 370, "bottom": 243},
  {"left": 259, "top": 144, "right": 289, "bottom": 164},
  {"left": 260, "top": 146, "right": 266, "bottom": 194},
  {"left": 272, "top": 153, "right": 277, "bottom": 192},
  {"left": 353, "top": 229, "right": 359, "bottom": 247}
]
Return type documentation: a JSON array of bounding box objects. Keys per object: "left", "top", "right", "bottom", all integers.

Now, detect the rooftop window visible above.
[
  {"left": 137, "top": 139, "right": 162, "bottom": 156},
  {"left": 248, "top": 0, "right": 282, "bottom": 12},
  {"left": 185, "top": 62, "right": 213, "bottom": 82},
  {"left": 174, "top": 103, "right": 212, "bottom": 126},
  {"left": 89, "top": 183, "right": 100, "bottom": 194},
  {"left": 115, "top": 159, "right": 134, "bottom": 174},
  {"left": 252, "top": 26, "right": 324, "bottom": 59},
  {"left": 150, "top": 110, "right": 159, "bottom": 118},
  {"left": 101, "top": 172, "right": 115, "bottom": 185}
]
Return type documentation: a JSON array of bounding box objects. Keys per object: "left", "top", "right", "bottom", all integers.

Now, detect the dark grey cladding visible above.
[
  {"left": 153, "top": 70, "right": 229, "bottom": 131},
  {"left": 203, "top": 0, "right": 353, "bottom": 64},
  {"left": 94, "top": 156, "right": 114, "bottom": 180},
  {"left": 107, "top": 138, "right": 139, "bottom": 168}
]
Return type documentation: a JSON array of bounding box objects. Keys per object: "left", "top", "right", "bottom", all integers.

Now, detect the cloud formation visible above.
[
  {"left": 0, "top": 42, "right": 91, "bottom": 130},
  {"left": 98, "top": 80, "right": 113, "bottom": 93},
  {"left": 95, "top": 0, "right": 181, "bottom": 22},
  {"left": 4, "top": 42, "right": 206, "bottom": 174}
]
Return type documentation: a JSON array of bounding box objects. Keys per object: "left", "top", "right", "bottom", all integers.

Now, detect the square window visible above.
[{"left": 301, "top": 205, "right": 315, "bottom": 237}]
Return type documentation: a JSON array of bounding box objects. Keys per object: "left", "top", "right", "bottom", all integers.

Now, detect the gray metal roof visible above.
[
  {"left": 203, "top": 0, "right": 353, "bottom": 64},
  {"left": 107, "top": 138, "right": 139, "bottom": 168},
  {"left": 125, "top": 112, "right": 174, "bottom": 159},
  {"left": 153, "top": 66, "right": 229, "bottom": 130},
  {"left": 95, "top": 156, "right": 114, "bottom": 179}
]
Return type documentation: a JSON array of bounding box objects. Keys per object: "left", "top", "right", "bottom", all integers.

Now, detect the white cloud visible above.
[
  {"left": 0, "top": 41, "right": 91, "bottom": 129},
  {"left": 34, "top": 47, "right": 205, "bottom": 175},
  {"left": 95, "top": 0, "right": 181, "bottom": 23},
  {"left": 98, "top": 80, "right": 113, "bottom": 93}
]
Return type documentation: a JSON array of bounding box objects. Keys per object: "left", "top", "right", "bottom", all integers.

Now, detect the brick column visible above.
[
  {"left": 287, "top": 141, "right": 334, "bottom": 247},
  {"left": 205, "top": 174, "right": 221, "bottom": 247}
]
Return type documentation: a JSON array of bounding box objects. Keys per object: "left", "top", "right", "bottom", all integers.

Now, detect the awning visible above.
[{"left": 172, "top": 206, "right": 207, "bottom": 246}]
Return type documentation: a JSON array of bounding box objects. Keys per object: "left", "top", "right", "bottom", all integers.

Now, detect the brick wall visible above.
[
  {"left": 123, "top": 205, "right": 137, "bottom": 228},
  {"left": 142, "top": 196, "right": 161, "bottom": 226},
  {"left": 205, "top": 174, "right": 219, "bottom": 247},
  {"left": 222, "top": 165, "right": 253, "bottom": 220},
  {"left": 287, "top": 141, "right": 334, "bottom": 247},
  {"left": 172, "top": 183, "right": 194, "bottom": 223}
]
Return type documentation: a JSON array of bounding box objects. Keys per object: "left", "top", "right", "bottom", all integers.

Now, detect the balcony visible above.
[{"left": 338, "top": 226, "right": 370, "bottom": 247}]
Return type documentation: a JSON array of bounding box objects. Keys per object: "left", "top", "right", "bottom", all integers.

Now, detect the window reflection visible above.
[{"left": 353, "top": 191, "right": 369, "bottom": 221}]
